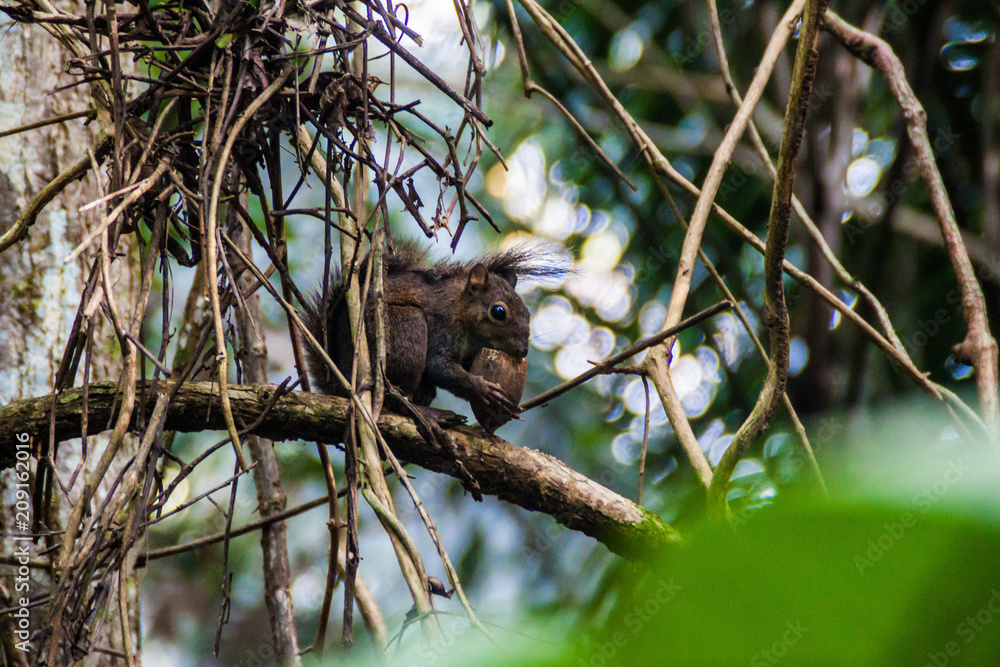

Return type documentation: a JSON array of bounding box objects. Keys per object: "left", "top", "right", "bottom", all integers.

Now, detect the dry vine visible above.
[
  {"left": 0, "top": 0, "right": 997, "bottom": 663},
  {"left": 0, "top": 0, "right": 507, "bottom": 661}
]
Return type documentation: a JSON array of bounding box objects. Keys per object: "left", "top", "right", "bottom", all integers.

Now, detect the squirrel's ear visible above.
[
  {"left": 496, "top": 270, "right": 517, "bottom": 288},
  {"left": 468, "top": 263, "right": 489, "bottom": 290}
]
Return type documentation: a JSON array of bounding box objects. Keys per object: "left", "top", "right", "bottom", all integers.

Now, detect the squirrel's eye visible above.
[{"left": 490, "top": 303, "right": 507, "bottom": 321}]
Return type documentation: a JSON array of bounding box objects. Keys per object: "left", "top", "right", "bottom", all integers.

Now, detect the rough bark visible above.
[
  {"left": 0, "top": 10, "right": 140, "bottom": 665},
  {"left": 0, "top": 382, "right": 681, "bottom": 559},
  {"left": 233, "top": 227, "right": 301, "bottom": 664}
]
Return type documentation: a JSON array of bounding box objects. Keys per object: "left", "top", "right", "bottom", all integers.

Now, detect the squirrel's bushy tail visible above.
[
  {"left": 303, "top": 241, "right": 429, "bottom": 392},
  {"left": 482, "top": 242, "right": 570, "bottom": 287},
  {"left": 303, "top": 283, "right": 347, "bottom": 394}
]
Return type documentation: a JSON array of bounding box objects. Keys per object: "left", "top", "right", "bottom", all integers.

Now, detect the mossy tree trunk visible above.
[{"left": 0, "top": 10, "right": 140, "bottom": 665}]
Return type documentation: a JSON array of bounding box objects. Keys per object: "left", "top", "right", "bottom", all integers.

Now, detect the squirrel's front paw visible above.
[
  {"left": 472, "top": 376, "right": 520, "bottom": 419},
  {"left": 423, "top": 406, "right": 467, "bottom": 427}
]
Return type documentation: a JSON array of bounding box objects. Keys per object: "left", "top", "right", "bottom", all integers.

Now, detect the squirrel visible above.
[{"left": 305, "top": 241, "right": 564, "bottom": 430}]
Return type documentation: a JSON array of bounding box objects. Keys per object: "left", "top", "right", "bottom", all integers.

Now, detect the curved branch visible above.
[
  {"left": 204, "top": 66, "right": 295, "bottom": 472},
  {"left": 0, "top": 381, "right": 680, "bottom": 559},
  {"left": 709, "top": 0, "right": 829, "bottom": 510},
  {"left": 822, "top": 9, "right": 999, "bottom": 440},
  {"left": 0, "top": 129, "right": 111, "bottom": 255}
]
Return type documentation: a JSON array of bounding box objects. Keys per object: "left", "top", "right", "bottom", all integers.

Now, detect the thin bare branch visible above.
[
  {"left": 710, "top": 0, "right": 829, "bottom": 510},
  {"left": 823, "top": 9, "right": 999, "bottom": 440}
]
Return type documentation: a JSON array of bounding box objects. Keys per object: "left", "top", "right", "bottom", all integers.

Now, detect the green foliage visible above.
[{"left": 379, "top": 407, "right": 1000, "bottom": 665}]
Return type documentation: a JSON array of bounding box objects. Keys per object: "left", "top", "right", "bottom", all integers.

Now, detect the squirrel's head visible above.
[{"left": 460, "top": 263, "right": 531, "bottom": 360}]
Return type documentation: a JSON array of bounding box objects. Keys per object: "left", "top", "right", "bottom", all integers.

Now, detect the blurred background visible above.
[{"left": 136, "top": 0, "right": 1000, "bottom": 663}]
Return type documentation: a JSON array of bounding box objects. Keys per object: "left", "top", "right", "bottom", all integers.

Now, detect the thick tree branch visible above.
[{"left": 0, "top": 382, "right": 680, "bottom": 559}]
